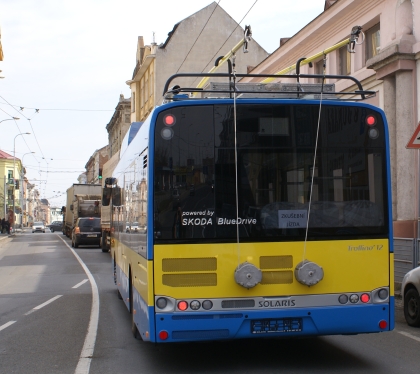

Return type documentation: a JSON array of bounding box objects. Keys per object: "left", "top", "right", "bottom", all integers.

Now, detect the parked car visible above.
[
  {"left": 71, "top": 217, "right": 101, "bottom": 248},
  {"left": 125, "top": 222, "right": 139, "bottom": 233},
  {"left": 32, "top": 221, "right": 45, "bottom": 233},
  {"left": 402, "top": 266, "right": 420, "bottom": 326},
  {"left": 48, "top": 221, "right": 63, "bottom": 233}
]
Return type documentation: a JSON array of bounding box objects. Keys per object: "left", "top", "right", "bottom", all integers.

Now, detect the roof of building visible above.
[{"left": 0, "top": 150, "right": 17, "bottom": 160}]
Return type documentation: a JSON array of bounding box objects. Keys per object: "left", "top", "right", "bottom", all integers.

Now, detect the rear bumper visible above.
[
  {"left": 154, "top": 301, "right": 393, "bottom": 343},
  {"left": 75, "top": 234, "right": 100, "bottom": 245}
]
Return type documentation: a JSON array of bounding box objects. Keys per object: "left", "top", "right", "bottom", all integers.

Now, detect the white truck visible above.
[{"left": 63, "top": 184, "right": 102, "bottom": 237}]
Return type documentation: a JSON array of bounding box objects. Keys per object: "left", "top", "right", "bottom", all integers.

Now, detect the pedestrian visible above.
[
  {"left": 5, "top": 220, "right": 10, "bottom": 235},
  {"left": 1, "top": 218, "right": 5, "bottom": 234}
]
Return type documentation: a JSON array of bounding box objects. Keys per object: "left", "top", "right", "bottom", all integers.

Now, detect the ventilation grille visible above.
[
  {"left": 261, "top": 271, "right": 293, "bottom": 285},
  {"left": 260, "top": 256, "right": 293, "bottom": 269},
  {"left": 162, "top": 258, "right": 217, "bottom": 272},
  {"left": 162, "top": 273, "right": 217, "bottom": 287},
  {"left": 221, "top": 299, "right": 255, "bottom": 308}
]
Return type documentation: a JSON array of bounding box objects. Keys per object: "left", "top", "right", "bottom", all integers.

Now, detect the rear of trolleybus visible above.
[{"left": 150, "top": 75, "right": 393, "bottom": 343}]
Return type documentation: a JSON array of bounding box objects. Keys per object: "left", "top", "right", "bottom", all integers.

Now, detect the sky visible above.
[{"left": 0, "top": 0, "right": 326, "bottom": 208}]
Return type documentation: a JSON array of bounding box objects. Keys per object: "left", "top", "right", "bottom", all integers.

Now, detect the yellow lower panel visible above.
[
  {"left": 112, "top": 239, "right": 154, "bottom": 306},
  {"left": 154, "top": 239, "right": 390, "bottom": 299}
]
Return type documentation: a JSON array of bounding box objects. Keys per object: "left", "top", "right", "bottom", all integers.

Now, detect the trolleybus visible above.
[{"left": 103, "top": 69, "right": 393, "bottom": 343}]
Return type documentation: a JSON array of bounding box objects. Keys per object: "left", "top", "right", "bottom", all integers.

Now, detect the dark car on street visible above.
[
  {"left": 71, "top": 217, "right": 101, "bottom": 248},
  {"left": 48, "top": 221, "right": 63, "bottom": 233}
]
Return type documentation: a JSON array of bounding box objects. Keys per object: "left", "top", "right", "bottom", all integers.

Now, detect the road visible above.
[{"left": 1, "top": 230, "right": 420, "bottom": 374}]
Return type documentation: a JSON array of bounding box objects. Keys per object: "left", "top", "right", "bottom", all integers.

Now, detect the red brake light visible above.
[
  {"left": 177, "top": 301, "right": 188, "bottom": 311},
  {"left": 360, "top": 293, "right": 370, "bottom": 303},
  {"left": 379, "top": 320, "right": 387, "bottom": 329},
  {"left": 74, "top": 227, "right": 80, "bottom": 234},
  {"left": 164, "top": 114, "right": 176, "bottom": 126},
  {"left": 366, "top": 115, "right": 376, "bottom": 126},
  {"left": 159, "top": 331, "right": 169, "bottom": 340}
]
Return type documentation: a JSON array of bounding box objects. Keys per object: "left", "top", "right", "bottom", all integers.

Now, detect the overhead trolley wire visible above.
[{"left": 192, "top": 0, "right": 258, "bottom": 87}]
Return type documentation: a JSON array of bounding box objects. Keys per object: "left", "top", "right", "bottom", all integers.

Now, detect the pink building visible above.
[{"left": 244, "top": 0, "right": 420, "bottom": 238}]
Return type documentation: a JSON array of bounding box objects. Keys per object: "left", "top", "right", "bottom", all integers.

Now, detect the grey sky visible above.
[{"left": 0, "top": 0, "right": 325, "bottom": 207}]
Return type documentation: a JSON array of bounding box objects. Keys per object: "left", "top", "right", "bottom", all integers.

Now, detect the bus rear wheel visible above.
[{"left": 404, "top": 288, "right": 420, "bottom": 327}]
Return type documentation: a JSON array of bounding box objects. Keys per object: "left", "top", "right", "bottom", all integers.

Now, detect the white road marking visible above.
[
  {"left": 58, "top": 237, "right": 99, "bottom": 374},
  {"left": 0, "top": 321, "right": 16, "bottom": 332},
  {"left": 397, "top": 330, "right": 420, "bottom": 343},
  {"left": 33, "top": 295, "right": 63, "bottom": 310},
  {"left": 72, "top": 279, "right": 89, "bottom": 289}
]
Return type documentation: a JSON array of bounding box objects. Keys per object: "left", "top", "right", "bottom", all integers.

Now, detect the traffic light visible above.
[{"left": 98, "top": 168, "right": 103, "bottom": 180}]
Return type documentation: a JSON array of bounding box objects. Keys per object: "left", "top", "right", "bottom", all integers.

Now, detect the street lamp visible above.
[
  {"left": 0, "top": 117, "right": 20, "bottom": 124},
  {"left": 12, "top": 132, "right": 31, "bottom": 232}
]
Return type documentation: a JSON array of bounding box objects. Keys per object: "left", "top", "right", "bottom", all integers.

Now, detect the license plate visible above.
[
  {"left": 251, "top": 318, "right": 302, "bottom": 334},
  {"left": 87, "top": 234, "right": 97, "bottom": 237}
]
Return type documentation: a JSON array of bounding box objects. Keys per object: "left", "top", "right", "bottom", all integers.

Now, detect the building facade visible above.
[
  {"left": 0, "top": 150, "right": 24, "bottom": 226},
  {"left": 85, "top": 145, "right": 109, "bottom": 184},
  {"left": 242, "top": 0, "right": 420, "bottom": 238},
  {"left": 126, "top": 2, "right": 269, "bottom": 123},
  {"left": 106, "top": 94, "right": 131, "bottom": 158}
]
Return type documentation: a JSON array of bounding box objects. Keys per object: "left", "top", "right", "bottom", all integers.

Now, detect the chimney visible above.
[
  {"left": 280, "top": 38, "right": 291, "bottom": 47},
  {"left": 324, "top": 0, "right": 338, "bottom": 10}
]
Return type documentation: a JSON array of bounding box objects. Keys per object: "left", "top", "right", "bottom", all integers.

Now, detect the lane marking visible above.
[
  {"left": 58, "top": 236, "right": 99, "bottom": 374},
  {"left": 0, "top": 321, "right": 16, "bottom": 332},
  {"left": 73, "top": 279, "right": 89, "bottom": 289},
  {"left": 397, "top": 330, "right": 420, "bottom": 343},
  {"left": 24, "top": 295, "right": 63, "bottom": 315},
  {"left": 33, "top": 295, "right": 63, "bottom": 310}
]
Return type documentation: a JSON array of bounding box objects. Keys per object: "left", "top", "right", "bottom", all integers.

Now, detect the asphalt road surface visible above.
[{"left": 1, "top": 229, "right": 420, "bottom": 374}]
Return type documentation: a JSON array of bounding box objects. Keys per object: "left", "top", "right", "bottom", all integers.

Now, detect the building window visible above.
[
  {"left": 366, "top": 23, "right": 380, "bottom": 62},
  {"left": 125, "top": 114, "right": 130, "bottom": 123},
  {"left": 338, "top": 46, "right": 351, "bottom": 75}
]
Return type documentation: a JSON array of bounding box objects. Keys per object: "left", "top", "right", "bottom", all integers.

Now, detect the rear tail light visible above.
[
  {"left": 338, "top": 294, "right": 348, "bottom": 304},
  {"left": 177, "top": 301, "right": 188, "bottom": 311},
  {"left": 378, "top": 289, "right": 388, "bottom": 300},
  {"left": 349, "top": 294, "right": 359, "bottom": 303},
  {"left": 163, "top": 114, "right": 176, "bottom": 126},
  {"left": 190, "top": 300, "right": 201, "bottom": 310},
  {"left": 202, "top": 300, "right": 213, "bottom": 310},
  {"left": 74, "top": 227, "right": 80, "bottom": 234},
  {"left": 159, "top": 330, "right": 169, "bottom": 340},
  {"left": 360, "top": 293, "right": 370, "bottom": 303},
  {"left": 366, "top": 115, "right": 376, "bottom": 126},
  {"left": 156, "top": 298, "right": 168, "bottom": 309},
  {"left": 379, "top": 320, "right": 387, "bottom": 329}
]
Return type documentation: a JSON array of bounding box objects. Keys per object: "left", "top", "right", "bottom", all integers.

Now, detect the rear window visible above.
[
  {"left": 78, "top": 219, "right": 101, "bottom": 228},
  {"left": 34, "top": 222, "right": 44, "bottom": 226}
]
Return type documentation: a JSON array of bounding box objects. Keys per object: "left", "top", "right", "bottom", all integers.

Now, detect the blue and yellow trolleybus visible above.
[{"left": 103, "top": 66, "right": 393, "bottom": 343}]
